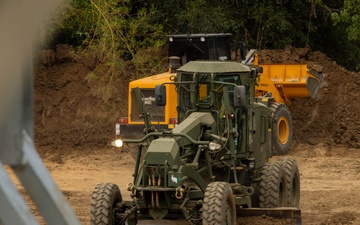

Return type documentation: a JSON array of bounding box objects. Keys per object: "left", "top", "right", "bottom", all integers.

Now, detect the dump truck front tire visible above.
[
  {"left": 90, "top": 183, "right": 123, "bottom": 225},
  {"left": 270, "top": 103, "right": 293, "bottom": 155},
  {"left": 279, "top": 158, "right": 300, "bottom": 207},
  {"left": 259, "top": 162, "right": 287, "bottom": 208},
  {"left": 202, "top": 182, "right": 236, "bottom": 225}
]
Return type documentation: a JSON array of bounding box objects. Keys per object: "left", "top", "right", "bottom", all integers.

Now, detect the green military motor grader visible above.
[{"left": 90, "top": 61, "right": 301, "bottom": 225}]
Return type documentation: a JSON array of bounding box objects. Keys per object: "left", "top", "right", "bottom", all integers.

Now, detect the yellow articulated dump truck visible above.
[{"left": 112, "top": 33, "right": 323, "bottom": 157}]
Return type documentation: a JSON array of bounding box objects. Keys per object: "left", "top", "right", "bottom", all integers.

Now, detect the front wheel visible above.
[
  {"left": 202, "top": 182, "right": 236, "bottom": 225},
  {"left": 90, "top": 183, "right": 123, "bottom": 225}
]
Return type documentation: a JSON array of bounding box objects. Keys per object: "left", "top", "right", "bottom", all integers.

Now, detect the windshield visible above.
[
  {"left": 168, "top": 35, "right": 231, "bottom": 65},
  {"left": 177, "top": 73, "right": 241, "bottom": 120}
]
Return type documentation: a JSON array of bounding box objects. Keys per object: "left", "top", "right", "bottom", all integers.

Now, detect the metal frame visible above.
[
  {"left": 0, "top": 1, "right": 82, "bottom": 223},
  {"left": 0, "top": 53, "right": 81, "bottom": 225}
]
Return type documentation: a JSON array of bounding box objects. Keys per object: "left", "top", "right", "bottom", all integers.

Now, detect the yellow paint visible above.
[
  {"left": 128, "top": 71, "right": 178, "bottom": 125},
  {"left": 199, "top": 84, "right": 208, "bottom": 100},
  {"left": 256, "top": 63, "right": 321, "bottom": 105},
  {"left": 277, "top": 116, "right": 289, "bottom": 144}
]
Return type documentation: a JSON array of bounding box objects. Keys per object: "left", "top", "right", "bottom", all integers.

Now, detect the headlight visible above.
[
  {"left": 115, "top": 139, "right": 123, "bottom": 147},
  {"left": 111, "top": 139, "right": 123, "bottom": 148},
  {"left": 208, "top": 142, "right": 221, "bottom": 151}
]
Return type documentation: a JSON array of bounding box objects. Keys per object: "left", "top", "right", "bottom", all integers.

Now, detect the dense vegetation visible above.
[{"left": 46, "top": 0, "right": 360, "bottom": 76}]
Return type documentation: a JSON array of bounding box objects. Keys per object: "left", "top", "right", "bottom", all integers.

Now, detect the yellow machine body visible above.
[
  {"left": 127, "top": 71, "right": 178, "bottom": 128},
  {"left": 256, "top": 63, "right": 323, "bottom": 105}
]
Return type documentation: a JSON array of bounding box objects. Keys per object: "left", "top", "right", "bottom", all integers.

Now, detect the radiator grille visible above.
[{"left": 130, "top": 89, "right": 165, "bottom": 122}]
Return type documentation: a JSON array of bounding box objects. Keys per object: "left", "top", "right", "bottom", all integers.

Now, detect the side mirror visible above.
[
  {"left": 234, "top": 85, "right": 246, "bottom": 107},
  {"left": 155, "top": 85, "right": 166, "bottom": 106}
]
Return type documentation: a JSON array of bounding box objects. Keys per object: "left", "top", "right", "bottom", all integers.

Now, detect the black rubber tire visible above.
[
  {"left": 202, "top": 182, "right": 236, "bottom": 225},
  {"left": 279, "top": 158, "right": 300, "bottom": 208},
  {"left": 90, "top": 183, "right": 123, "bottom": 225},
  {"left": 259, "top": 162, "right": 287, "bottom": 208},
  {"left": 270, "top": 103, "right": 293, "bottom": 155}
]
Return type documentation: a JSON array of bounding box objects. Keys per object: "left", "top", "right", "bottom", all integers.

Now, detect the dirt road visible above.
[
  {"left": 14, "top": 142, "right": 355, "bottom": 225},
  {"left": 290, "top": 143, "right": 360, "bottom": 225}
]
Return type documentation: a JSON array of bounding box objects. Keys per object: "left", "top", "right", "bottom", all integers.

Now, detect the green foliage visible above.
[
  {"left": 147, "top": 0, "right": 312, "bottom": 49},
  {"left": 312, "top": 0, "right": 360, "bottom": 71},
  {"left": 46, "top": 0, "right": 168, "bottom": 104},
  {"left": 332, "top": 0, "right": 360, "bottom": 41},
  {"left": 175, "top": 0, "right": 237, "bottom": 33},
  {"left": 245, "top": 2, "right": 294, "bottom": 48}
]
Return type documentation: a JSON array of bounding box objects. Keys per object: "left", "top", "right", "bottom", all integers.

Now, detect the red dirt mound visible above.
[{"left": 34, "top": 45, "right": 125, "bottom": 152}]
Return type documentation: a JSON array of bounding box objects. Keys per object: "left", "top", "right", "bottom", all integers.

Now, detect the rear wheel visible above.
[
  {"left": 90, "top": 183, "right": 123, "bottom": 225},
  {"left": 279, "top": 158, "right": 300, "bottom": 207},
  {"left": 202, "top": 182, "right": 236, "bottom": 225},
  {"left": 270, "top": 103, "right": 293, "bottom": 155},
  {"left": 259, "top": 162, "right": 287, "bottom": 208}
]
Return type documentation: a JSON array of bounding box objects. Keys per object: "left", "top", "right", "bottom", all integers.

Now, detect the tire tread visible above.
[{"left": 90, "top": 183, "right": 122, "bottom": 225}]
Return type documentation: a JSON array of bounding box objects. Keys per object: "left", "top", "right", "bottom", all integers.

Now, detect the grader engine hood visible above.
[
  {"left": 144, "top": 138, "right": 180, "bottom": 166},
  {"left": 144, "top": 112, "right": 215, "bottom": 165},
  {"left": 171, "top": 112, "right": 216, "bottom": 147}
]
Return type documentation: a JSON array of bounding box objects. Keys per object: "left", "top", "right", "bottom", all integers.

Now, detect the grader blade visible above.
[{"left": 238, "top": 207, "right": 302, "bottom": 225}]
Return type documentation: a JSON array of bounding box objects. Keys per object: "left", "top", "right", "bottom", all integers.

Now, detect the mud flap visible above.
[{"left": 237, "top": 207, "right": 301, "bottom": 225}]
